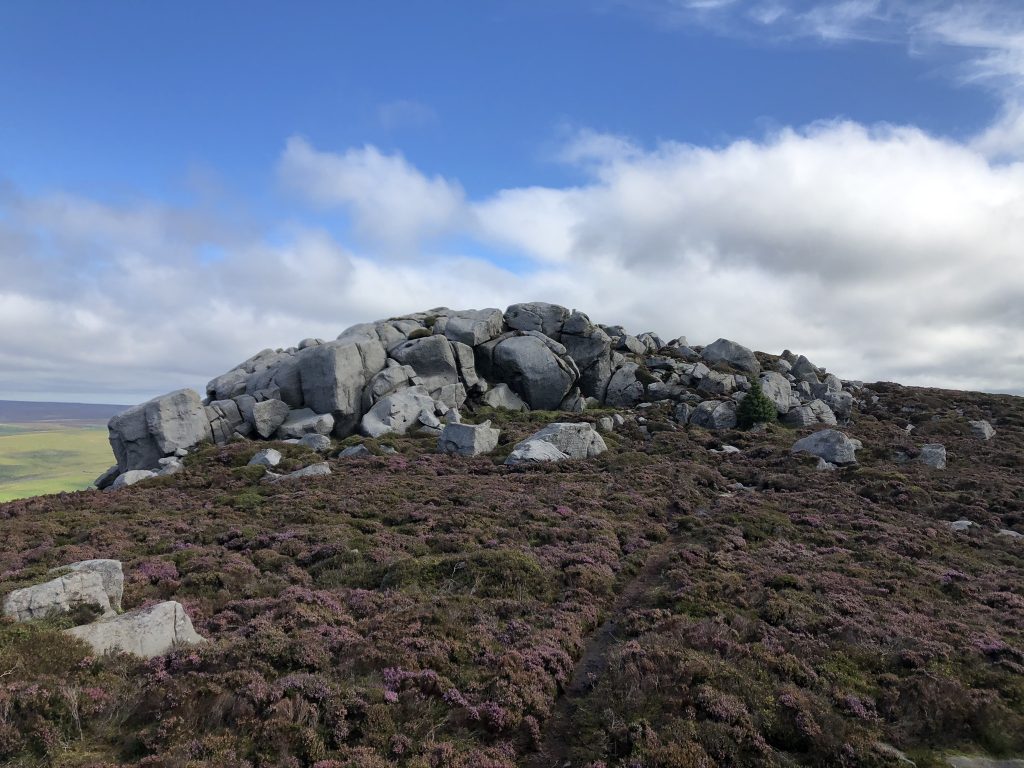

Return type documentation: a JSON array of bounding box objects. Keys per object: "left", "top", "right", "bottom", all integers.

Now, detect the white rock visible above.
[
  {"left": 918, "top": 444, "right": 947, "bottom": 469},
  {"left": 791, "top": 429, "right": 860, "bottom": 465},
  {"left": 949, "top": 519, "right": 976, "bottom": 533},
  {"left": 64, "top": 600, "right": 205, "bottom": 659},
  {"left": 106, "top": 469, "right": 157, "bottom": 491},
  {"left": 297, "top": 434, "right": 332, "bottom": 452}
]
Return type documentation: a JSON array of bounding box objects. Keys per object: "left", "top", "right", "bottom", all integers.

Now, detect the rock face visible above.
[
  {"left": 64, "top": 600, "right": 205, "bottom": 659},
  {"left": 505, "top": 423, "right": 607, "bottom": 465},
  {"left": 437, "top": 421, "right": 500, "bottom": 456},
  {"left": 3, "top": 560, "right": 123, "bottom": 622},
  {"left": 791, "top": 429, "right": 860, "bottom": 465},
  {"left": 107, "top": 303, "right": 860, "bottom": 470}
]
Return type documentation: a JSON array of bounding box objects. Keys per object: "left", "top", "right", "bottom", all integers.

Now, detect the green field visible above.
[{"left": 0, "top": 423, "right": 114, "bottom": 502}]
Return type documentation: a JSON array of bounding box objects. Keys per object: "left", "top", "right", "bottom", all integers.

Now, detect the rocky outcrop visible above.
[
  {"left": 105, "top": 303, "right": 862, "bottom": 479},
  {"left": 64, "top": 600, "right": 205, "bottom": 659}
]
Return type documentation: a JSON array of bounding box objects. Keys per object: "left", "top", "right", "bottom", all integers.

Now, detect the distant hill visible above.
[{"left": 0, "top": 400, "right": 126, "bottom": 425}]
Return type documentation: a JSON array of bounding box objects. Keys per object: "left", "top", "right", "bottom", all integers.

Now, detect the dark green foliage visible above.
[{"left": 737, "top": 380, "right": 778, "bottom": 429}]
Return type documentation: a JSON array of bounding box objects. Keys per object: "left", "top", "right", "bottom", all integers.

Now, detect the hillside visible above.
[
  {"left": 0, "top": 385, "right": 1020, "bottom": 766},
  {"left": 0, "top": 305, "right": 1022, "bottom": 767}
]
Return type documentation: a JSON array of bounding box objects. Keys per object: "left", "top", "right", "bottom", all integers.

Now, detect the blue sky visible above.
[{"left": 2, "top": 1, "right": 1024, "bottom": 401}]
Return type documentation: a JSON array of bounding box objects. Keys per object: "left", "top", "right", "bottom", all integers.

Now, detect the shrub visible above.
[{"left": 737, "top": 381, "right": 777, "bottom": 429}]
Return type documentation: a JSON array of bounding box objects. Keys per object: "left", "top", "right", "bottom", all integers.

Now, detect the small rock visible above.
[
  {"left": 949, "top": 519, "right": 976, "bottom": 533},
  {"left": 275, "top": 408, "right": 335, "bottom": 439},
  {"left": 437, "top": 420, "right": 500, "bottom": 456},
  {"left": 505, "top": 422, "right": 607, "bottom": 465},
  {"left": 298, "top": 434, "right": 332, "bottom": 452},
  {"left": 93, "top": 465, "right": 120, "bottom": 490},
  {"left": 3, "top": 560, "right": 124, "bottom": 622},
  {"left": 339, "top": 444, "right": 372, "bottom": 458},
  {"left": 248, "top": 448, "right": 283, "bottom": 467},
  {"left": 918, "top": 444, "right": 947, "bottom": 469},
  {"left": 106, "top": 469, "right": 157, "bottom": 492},
  {"left": 269, "top": 462, "right": 332, "bottom": 481},
  {"left": 597, "top": 416, "right": 615, "bottom": 433},
  {"left": 689, "top": 400, "right": 738, "bottom": 431},
  {"left": 997, "top": 529, "right": 1022, "bottom": 539}
]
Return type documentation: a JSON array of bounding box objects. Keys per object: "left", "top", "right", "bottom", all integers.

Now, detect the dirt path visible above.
[{"left": 525, "top": 533, "right": 684, "bottom": 768}]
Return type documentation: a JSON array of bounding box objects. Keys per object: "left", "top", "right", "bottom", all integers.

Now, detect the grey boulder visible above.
[
  {"left": 918, "top": 443, "right": 947, "bottom": 469},
  {"left": 490, "top": 334, "right": 578, "bottom": 410},
  {"left": 360, "top": 387, "right": 437, "bottom": 438},
  {"left": 759, "top": 371, "right": 798, "bottom": 414},
  {"left": 701, "top": 338, "right": 760, "bottom": 374},
  {"left": 64, "top": 600, "right": 205, "bottom": 659},
  {"left": 108, "top": 389, "right": 212, "bottom": 472},
  {"left": 268, "top": 462, "right": 332, "bottom": 482},
  {"left": 482, "top": 383, "right": 528, "bottom": 411},
  {"left": 275, "top": 408, "right": 335, "bottom": 439},
  {"left": 248, "top": 448, "right": 283, "bottom": 467},
  {"left": 970, "top": 420, "right": 996, "bottom": 440},
  {"left": 106, "top": 469, "right": 157, "bottom": 491},
  {"left": 298, "top": 433, "right": 332, "bottom": 452},
  {"left": 298, "top": 339, "right": 387, "bottom": 435},
  {"left": 791, "top": 429, "right": 860, "bottom": 465},
  {"left": 242, "top": 398, "right": 291, "bottom": 439},
  {"left": 437, "top": 420, "right": 500, "bottom": 456}
]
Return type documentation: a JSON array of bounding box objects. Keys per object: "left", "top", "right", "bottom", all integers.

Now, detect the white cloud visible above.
[
  {"left": 3, "top": 118, "right": 1024, "bottom": 402},
  {"left": 277, "top": 136, "right": 465, "bottom": 254}
]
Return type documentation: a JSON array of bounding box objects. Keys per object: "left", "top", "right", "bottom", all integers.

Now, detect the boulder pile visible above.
[{"left": 98, "top": 302, "right": 866, "bottom": 486}]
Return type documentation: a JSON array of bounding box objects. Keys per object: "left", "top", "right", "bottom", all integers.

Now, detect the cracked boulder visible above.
[{"left": 64, "top": 600, "right": 205, "bottom": 659}]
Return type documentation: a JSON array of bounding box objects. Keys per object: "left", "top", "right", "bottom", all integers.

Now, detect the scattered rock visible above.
[
  {"left": 268, "top": 462, "right": 332, "bottom": 482},
  {"left": 248, "top": 448, "right": 282, "bottom": 467},
  {"left": 997, "top": 528, "right": 1022, "bottom": 540},
  {"left": 918, "top": 443, "right": 947, "bottom": 469},
  {"left": 93, "top": 465, "right": 120, "bottom": 490},
  {"left": 106, "top": 469, "right": 157, "bottom": 492},
  {"left": 361, "top": 387, "right": 437, "bottom": 438},
  {"left": 597, "top": 416, "right": 615, "bottom": 433},
  {"left": 481, "top": 383, "right": 528, "bottom": 411},
  {"left": 437, "top": 421, "right": 500, "bottom": 456},
  {"left": 298, "top": 434, "right": 332, "bottom": 452},
  {"left": 64, "top": 600, "right": 205, "bottom": 659},
  {"left": 689, "top": 400, "right": 738, "bottom": 431},
  {"left": 701, "top": 338, "right": 760, "bottom": 374},
  {"left": 339, "top": 445, "right": 372, "bottom": 458},
  {"left": 969, "top": 420, "right": 996, "bottom": 440},
  {"left": 108, "top": 389, "right": 212, "bottom": 472},
  {"left": 791, "top": 429, "right": 860, "bottom": 465},
  {"left": 949, "top": 519, "right": 976, "bottom": 533},
  {"left": 275, "top": 408, "right": 335, "bottom": 439}
]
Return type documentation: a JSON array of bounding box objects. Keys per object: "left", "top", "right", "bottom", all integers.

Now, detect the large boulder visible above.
[
  {"left": 298, "top": 339, "right": 387, "bottom": 436},
  {"left": 389, "top": 335, "right": 460, "bottom": 394},
  {"left": 482, "top": 383, "right": 528, "bottom": 411},
  {"left": 362, "top": 363, "right": 421, "bottom": 410},
  {"left": 689, "top": 400, "right": 738, "bottom": 431},
  {"left": 64, "top": 600, "right": 205, "bottom": 659},
  {"left": 559, "top": 311, "right": 613, "bottom": 399},
  {"left": 434, "top": 308, "right": 505, "bottom": 346},
  {"left": 3, "top": 560, "right": 123, "bottom": 622},
  {"left": 605, "top": 363, "right": 645, "bottom": 407},
  {"left": 360, "top": 387, "right": 438, "bottom": 438},
  {"left": 505, "top": 422, "right": 607, "bottom": 465},
  {"left": 701, "top": 339, "right": 760, "bottom": 375},
  {"left": 918, "top": 443, "right": 947, "bottom": 469},
  {"left": 783, "top": 399, "right": 837, "bottom": 427},
  {"left": 489, "top": 335, "right": 578, "bottom": 410},
  {"left": 108, "top": 389, "right": 212, "bottom": 472},
  {"left": 791, "top": 429, "right": 860, "bottom": 465},
  {"left": 970, "top": 420, "right": 996, "bottom": 440},
  {"left": 241, "top": 398, "right": 291, "bottom": 439},
  {"left": 437, "top": 421, "right": 500, "bottom": 456},
  {"left": 504, "top": 302, "right": 569, "bottom": 336}
]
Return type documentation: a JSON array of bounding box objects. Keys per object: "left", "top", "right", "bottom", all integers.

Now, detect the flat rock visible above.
[
  {"left": 970, "top": 420, "right": 996, "bottom": 440},
  {"left": 106, "top": 469, "right": 157, "bottom": 491},
  {"left": 64, "top": 600, "right": 205, "bottom": 659},
  {"left": 275, "top": 408, "right": 335, "bottom": 439}
]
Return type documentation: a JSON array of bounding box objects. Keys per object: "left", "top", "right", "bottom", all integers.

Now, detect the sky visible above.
[{"left": 2, "top": 0, "right": 1024, "bottom": 403}]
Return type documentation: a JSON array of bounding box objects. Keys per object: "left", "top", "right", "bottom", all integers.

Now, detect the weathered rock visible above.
[
  {"left": 298, "top": 434, "right": 332, "bottom": 452},
  {"left": 481, "top": 383, "right": 528, "bottom": 411},
  {"left": 698, "top": 370, "right": 740, "bottom": 397},
  {"left": 491, "top": 335, "right": 578, "bottom": 410},
  {"left": 597, "top": 416, "right": 615, "bottom": 433},
  {"left": 505, "top": 302, "right": 569, "bottom": 336},
  {"left": 689, "top": 400, "right": 738, "bottom": 431},
  {"left": 437, "top": 421, "right": 500, "bottom": 456},
  {"left": 560, "top": 311, "right": 613, "bottom": 399},
  {"left": 997, "top": 528, "right": 1023, "bottom": 540},
  {"left": 298, "top": 339, "right": 386, "bottom": 435},
  {"left": 503, "top": 440, "right": 569, "bottom": 464},
  {"left": 791, "top": 429, "right": 859, "bottom": 465},
  {"left": 783, "top": 399, "right": 837, "bottom": 427},
  {"left": 106, "top": 469, "right": 157, "bottom": 491},
  {"left": 389, "top": 335, "right": 460, "bottom": 394},
  {"left": 701, "top": 338, "right": 760, "bottom": 374},
  {"left": 822, "top": 390, "right": 854, "bottom": 420},
  {"left": 435, "top": 308, "right": 505, "bottom": 346},
  {"left": 275, "top": 409, "right": 335, "bottom": 439},
  {"left": 64, "top": 600, "right": 205, "bottom": 659},
  {"left": 949, "top": 519, "right": 976, "bottom": 533},
  {"left": 156, "top": 457, "right": 184, "bottom": 476},
  {"left": 674, "top": 402, "right": 694, "bottom": 424},
  {"left": 505, "top": 422, "right": 607, "bottom": 465},
  {"left": 248, "top": 448, "right": 282, "bottom": 467},
  {"left": 918, "top": 443, "right": 947, "bottom": 469},
  {"left": 759, "top": 371, "right": 798, "bottom": 414},
  {"left": 109, "top": 389, "right": 212, "bottom": 472},
  {"left": 239, "top": 398, "right": 290, "bottom": 439},
  {"left": 605, "top": 363, "right": 645, "bottom": 407},
  {"left": 360, "top": 387, "right": 437, "bottom": 438},
  {"left": 3, "top": 560, "right": 123, "bottom": 622},
  {"left": 970, "top": 420, "right": 996, "bottom": 440},
  {"left": 790, "top": 355, "right": 820, "bottom": 384}
]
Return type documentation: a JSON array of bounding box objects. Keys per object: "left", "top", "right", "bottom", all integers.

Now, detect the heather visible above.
[{"left": 1, "top": 385, "right": 1022, "bottom": 766}]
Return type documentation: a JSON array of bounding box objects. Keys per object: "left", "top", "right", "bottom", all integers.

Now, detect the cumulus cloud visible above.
[
  {"left": 278, "top": 136, "right": 465, "bottom": 255},
  {"left": 4, "top": 115, "right": 1024, "bottom": 402}
]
